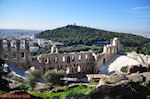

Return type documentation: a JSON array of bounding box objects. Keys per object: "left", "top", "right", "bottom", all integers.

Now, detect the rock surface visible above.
[{"left": 92, "top": 72, "right": 150, "bottom": 99}]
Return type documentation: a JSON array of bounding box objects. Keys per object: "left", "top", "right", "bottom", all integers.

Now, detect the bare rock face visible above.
[
  {"left": 141, "top": 72, "right": 150, "bottom": 85},
  {"left": 128, "top": 64, "right": 148, "bottom": 73},
  {"left": 93, "top": 72, "right": 150, "bottom": 99},
  {"left": 92, "top": 80, "right": 134, "bottom": 99},
  {"left": 127, "top": 52, "right": 150, "bottom": 65}
]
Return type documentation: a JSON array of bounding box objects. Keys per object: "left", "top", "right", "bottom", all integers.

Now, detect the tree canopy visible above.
[{"left": 37, "top": 25, "right": 150, "bottom": 55}]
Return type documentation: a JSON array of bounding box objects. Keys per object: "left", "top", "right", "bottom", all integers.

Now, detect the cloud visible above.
[{"left": 132, "top": 6, "right": 150, "bottom": 10}]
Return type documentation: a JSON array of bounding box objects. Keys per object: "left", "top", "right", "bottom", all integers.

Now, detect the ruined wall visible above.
[
  {"left": 0, "top": 37, "right": 122, "bottom": 74},
  {"left": 37, "top": 47, "right": 95, "bottom": 74},
  {"left": 94, "top": 38, "right": 121, "bottom": 73},
  {"left": 0, "top": 38, "right": 31, "bottom": 70}
]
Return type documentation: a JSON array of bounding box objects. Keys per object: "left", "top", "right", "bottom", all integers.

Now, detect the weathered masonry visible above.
[{"left": 0, "top": 37, "right": 121, "bottom": 74}]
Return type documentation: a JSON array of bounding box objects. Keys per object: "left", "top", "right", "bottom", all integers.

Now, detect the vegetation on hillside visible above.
[
  {"left": 0, "top": 59, "right": 10, "bottom": 91},
  {"left": 43, "top": 70, "right": 65, "bottom": 85},
  {"left": 25, "top": 69, "right": 41, "bottom": 90},
  {"left": 37, "top": 25, "right": 150, "bottom": 55}
]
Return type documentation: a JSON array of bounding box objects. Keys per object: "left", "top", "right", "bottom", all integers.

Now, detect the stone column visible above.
[
  {"left": 51, "top": 45, "right": 56, "bottom": 54},
  {"left": 55, "top": 48, "right": 59, "bottom": 54},
  {"left": 16, "top": 40, "right": 20, "bottom": 60},
  {"left": 7, "top": 40, "right": 11, "bottom": 52},
  {"left": 7, "top": 40, "right": 11, "bottom": 60},
  {"left": 25, "top": 40, "right": 30, "bottom": 64}
]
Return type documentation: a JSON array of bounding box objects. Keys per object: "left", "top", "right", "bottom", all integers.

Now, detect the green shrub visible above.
[
  {"left": 120, "top": 66, "right": 129, "bottom": 73},
  {"left": 104, "top": 80, "right": 111, "bottom": 84},
  {"left": 15, "top": 84, "right": 29, "bottom": 90},
  {"left": 25, "top": 69, "right": 41, "bottom": 90},
  {"left": 43, "top": 70, "right": 65, "bottom": 85}
]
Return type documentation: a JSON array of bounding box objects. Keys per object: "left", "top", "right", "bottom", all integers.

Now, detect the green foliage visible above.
[
  {"left": 104, "top": 80, "right": 111, "bottom": 84},
  {"left": 14, "top": 78, "right": 23, "bottom": 83},
  {"left": 43, "top": 70, "right": 65, "bottom": 85},
  {"left": 59, "top": 45, "right": 103, "bottom": 53},
  {"left": 25, "top": 69, "right": 41, "bottom": 90},
  {"left": 0, "top": 90, "right": 4, "bottom": 94},
  {"left": 15, "top": 84, "right": 29, "bottom": 90},
  {"left": 37, "top": 25, "right": 150, "bottom": 55},
  {"left": 33, "top": 42, "right": 39, "bottom": 47},
  {"left": 29, "top": 85, "right": 95, "bottom": 99},
  {"left": 0, "top": 59, "right": 10, "bottom": 91},
  {"left": 120, "top": 66, "right": 129, "bottom": 73}
]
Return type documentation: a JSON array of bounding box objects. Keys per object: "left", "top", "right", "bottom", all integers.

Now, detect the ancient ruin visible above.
[{"left": 0, "top": 37, "right": 121, "bottom": 74}]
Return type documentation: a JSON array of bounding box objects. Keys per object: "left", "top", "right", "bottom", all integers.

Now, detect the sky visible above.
[{"left": 0, "top": 0, "right": 150, "bottom": 34}]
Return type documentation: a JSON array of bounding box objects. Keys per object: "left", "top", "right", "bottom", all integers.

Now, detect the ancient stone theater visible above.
[{"left": 0, "top": 38, "right": 121, "bottom": 74}]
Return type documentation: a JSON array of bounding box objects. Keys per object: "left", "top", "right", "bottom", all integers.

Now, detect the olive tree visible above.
[
  {"left": 25, "top": 69, "right": 41, "bottom": 90},
  {"left": 43, "top": 70, "right": 65, "bottom": 85},
  {"left": 120, "top": 66, "right": 129, "bottom": 73}
]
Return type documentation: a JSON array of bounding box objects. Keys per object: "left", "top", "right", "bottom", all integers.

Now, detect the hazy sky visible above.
[{"left": 0, "top": 0, "right": 150, "bottom": 34}]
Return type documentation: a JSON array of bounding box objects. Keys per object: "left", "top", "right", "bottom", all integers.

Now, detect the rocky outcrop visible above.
[
  {"left": 127, "top": 52, "right": 150, "bottom": 66},
  {"left": 128, "top": 64, "right": 149, "bottom": 73},
  {"left": 92, "top": 72, "right": 150, "bottom": 99},
  {"left": 92, "top": 80, "right": 134, "bottom": 99}
]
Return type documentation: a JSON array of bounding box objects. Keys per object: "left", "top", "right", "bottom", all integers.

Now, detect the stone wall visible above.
[
  {"left": 0, "top": 37, "right": 121, "bottom": 74},
  {"left": 0, "top": 38, "right": 31, "bottom": 70}
]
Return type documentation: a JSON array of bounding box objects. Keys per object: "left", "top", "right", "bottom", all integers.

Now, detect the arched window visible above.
[
  {"left": 85, "top": 54, "right": 88, "bottom": 59},
  {"left": 20, "top": 40, "right": 25, "bottom": 49},
  {"left": 103, "top": 58, "right": 106, "bottom": 64},
  {"left": 78, "top": 66, "right": 81, "bottom": 72},
  {"left": 2, "top": 40, "right": 8, "bottom": 49},
  {"left": 54, "top": 57, "right": 58, "bottom": 63},
  {"left": 4, "top": 54, "right": 8, "bottom": 60},
  {"left": 10, "top": 39, "right": 17, "bottom": 49},
  {"left": 45, "top": 58, "right": 49, "bottom": 63},
  {"left": 72, "top": 56, "right": 75, "bottom": 61},
  {"left": 11, "top": 52, "right": 16, "bottom": 59},
  {"left": 78, "top": 55, "right": 81, "bottom": 61},
  {"left": 21, "top": 52, "right": 25, "bottom": 57},
  {"left": 67, "top": 56, "right": 70, "bottom": 63},
  {"left": 62, "top": 56, "right": 65, "bottom": 62}
]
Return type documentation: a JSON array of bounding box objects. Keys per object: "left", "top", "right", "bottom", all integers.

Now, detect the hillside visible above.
[{"left": 37, "top": 25, "right": 150, "bottom": 55}]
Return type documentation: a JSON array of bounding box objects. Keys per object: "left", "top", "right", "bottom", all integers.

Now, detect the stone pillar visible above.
[
  {"left": 78, "top": 65, "right": 81, "bottom": 72},
  {"left": 51, "top": 45, "right": 56, "bottom": 54},
  {"left": 16, "top": 40, "right": 20, "bottom": 51},
  {"left": 55, "top": 48, "right": 59, "bottom": 54},
  {"left": 66, "top": 67, "right": 70, "bottom": 74},
  {"left": 25, "top": 40, "right": 30, "bottom": 64},
  {"left": 7, "top": 40, "right": 11, "bottom": 52},
  {"left": 103, "top": 46, "right": 107, "bottom": 53},
  {"left": 7, "top": 40, "right": 11, "bottom": 60},
  {"left": 16, "top": 40, "right": 20, "bottom": 60}
]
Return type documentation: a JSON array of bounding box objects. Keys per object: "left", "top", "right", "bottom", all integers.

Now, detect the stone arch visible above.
[
  {"left": 2, "top": 39, "right": 8, "bottom": 49},
  {"left": 4, "top": 53, "right": 9, "bottom": 60},
  {"left": 85, "top": 54, "right": 88, "bottom": 59},
  {"left": 62, "top": 56, "right": 65, "bottom": 62},
  {"left": 11, "top": 52, "right": 17, "bottom": 59},
  {"left": 78, "top": 55, "right": 81, "bottom": 61},
  {"left": 54, "top": 57, "right": 58, "bottom": 63},
  {"left": 10, "top": 38, "right": 17, "bottom": 50},
  {"left": 45, "top": 58, "right": 49, "bottom": 64},
  {"left": 20, "top": 52, "right": 25, "bottom": 58},
  {"left": 71, "top": 56, "right": 75, "bottom": 61},
  {"left": 20, "top": 39, "right": 26, "bottom": 49},
  {"left": 77, "top": 65, "right": 81, "bottom": 72},
  {"left": 103, "top": 58, "right": 106, "bottom": 64},
  {"left": 67, "top": 56, "right": 70, "bottom": 63}
]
